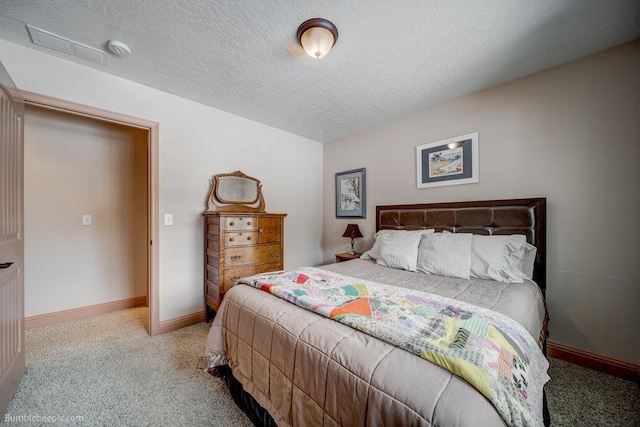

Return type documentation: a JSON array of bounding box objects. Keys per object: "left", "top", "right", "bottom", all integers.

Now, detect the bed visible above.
[{"left": 200, "top": 198, "right": 550, "bottom": 427}]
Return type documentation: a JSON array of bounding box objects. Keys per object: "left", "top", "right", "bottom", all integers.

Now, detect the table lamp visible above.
[{"left": 342, "top": 224, "right": 363, "bottom": 255}]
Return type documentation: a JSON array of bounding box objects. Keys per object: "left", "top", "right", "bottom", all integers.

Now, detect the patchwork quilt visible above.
[{"left": 237, "top": 266, "right": 549, "bottom": 427}]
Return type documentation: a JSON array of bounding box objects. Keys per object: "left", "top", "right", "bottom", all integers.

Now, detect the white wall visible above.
[
  {"left": 24, "top": 107, "right": 148, "bottom": 316},
  {"left": 323, "top": 41, "right": 640, "bottom": 364},
  {"left": 0, "top": 39, "right": 324, "bottom": 322}
]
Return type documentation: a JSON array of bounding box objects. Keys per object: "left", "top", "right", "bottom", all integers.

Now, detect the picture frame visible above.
[
  {"left": 416, "top": 132, "right": 479, "bottom": 188},
  {"left": 335, "top": 168, "right": 366, "bottom": 218}
]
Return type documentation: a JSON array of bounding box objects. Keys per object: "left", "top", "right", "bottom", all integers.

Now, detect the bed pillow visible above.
[
  {"left": 470, "top": 234, "right": 527, "bottom": 283},
  {"left": 416, "top": 232, "right": 472, "bottom": 279},
  {"left": 375, "top": 231, "right": 426, "bottom": 272},
  {"left": 518, "top": 242, "right": 537, "bottom": 279},
  {"left": 360, "top": 229, "right": 434, "bottom": 261}
]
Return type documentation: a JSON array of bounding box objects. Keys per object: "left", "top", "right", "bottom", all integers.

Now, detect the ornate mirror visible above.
[{"left": 206, "top": 171, "right": 265, "bottom": 212}]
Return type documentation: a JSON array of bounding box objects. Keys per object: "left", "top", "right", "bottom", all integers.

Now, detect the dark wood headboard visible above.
[{"left": 376, "top": 198, "right": 546, "bottom": 294}]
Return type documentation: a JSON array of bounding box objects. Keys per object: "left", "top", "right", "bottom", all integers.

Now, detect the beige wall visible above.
[
  {"left": 1, "top": 39, "right": 324, "bottom": 322},
  {"left": 4, "top": 36, "right": 638, "bottom": 364},
  {"left": 24, "top": 107, "right": 148, "bottom": 317},
  {"left": 323, "top": 41, "right": 639, "bottom": 364}
]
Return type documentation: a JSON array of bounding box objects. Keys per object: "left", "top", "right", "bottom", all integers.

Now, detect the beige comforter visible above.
[{"left": 201, "top": 259, "right": 548, "bottom": 426}]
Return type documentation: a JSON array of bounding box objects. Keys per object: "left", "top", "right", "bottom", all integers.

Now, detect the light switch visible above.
[
  {"left": 164, "top": 213, "right": 173, "bottom": 226},
  {"left": 82, "top": 215, "right": 92, "bottom": 226}
]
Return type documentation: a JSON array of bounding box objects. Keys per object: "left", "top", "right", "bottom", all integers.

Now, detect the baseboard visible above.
[
  {"left": 25, "top": 296, "right": 147, "bottom": 329},
  {"left": 158, "top": 311, "right": 206, "bottom": 335},
  {"left": 547, "top": 340, "right": 639, "bottom": 383}
]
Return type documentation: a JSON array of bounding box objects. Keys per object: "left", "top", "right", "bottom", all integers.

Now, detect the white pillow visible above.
[
  {"left": 360, "top": 229, "right": 434, "bottom": 260},
  {"left": 518, "top": 242, "right": 537, "bottom": 279},
  {"left": 470, "top": 234, "right": 527, "bottom": 283},
  {"left": 416, "top": 233, "right": 472, "bottom": 279},
  {"left": 375, "top": 231, "right": 425, "bottom": 272}
]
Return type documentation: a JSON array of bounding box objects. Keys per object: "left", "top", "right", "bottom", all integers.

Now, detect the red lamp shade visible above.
[{"left": 342, "top": 224, "right": 363, "bottom": 239}]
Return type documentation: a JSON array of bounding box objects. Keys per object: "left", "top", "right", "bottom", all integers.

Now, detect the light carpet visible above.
[
  {"left": 546, "top": 357, "right": 639, "bottom": 426},
  {"left": 1, "top": 307, "right": 250, "bottom": 426},
  {"left": 2, "top": 307, "right": 638, "bottom": 426}
]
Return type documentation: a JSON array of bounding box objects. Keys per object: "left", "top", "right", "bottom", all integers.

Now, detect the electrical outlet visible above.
[
  {"left": 82, "top": 215, "right": 92, "bottom": 226},
  {"left": 164, "top": 213, "right": 173, "bottom": 226}
]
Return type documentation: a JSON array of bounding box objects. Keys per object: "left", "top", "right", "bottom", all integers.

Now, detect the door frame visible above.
[{"left": 21, "top": 90, "right": 160, "bottom": 336}]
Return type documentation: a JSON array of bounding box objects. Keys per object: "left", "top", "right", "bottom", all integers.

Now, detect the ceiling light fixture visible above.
[{"left": 296, "top": 18, "right": 338, "bottom": 59}]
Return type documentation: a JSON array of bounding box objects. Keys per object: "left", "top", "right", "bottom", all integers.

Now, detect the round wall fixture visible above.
[
  {"left": 107, "top": 39, "right": 131, "bottom": 57},
  {"left": 296, "top": 18, "right": 338, "bottom": 59}
]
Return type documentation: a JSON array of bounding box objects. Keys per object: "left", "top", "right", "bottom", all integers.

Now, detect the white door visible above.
[{"left": 0, "top": 60, "right": 25, "bottom": 416}]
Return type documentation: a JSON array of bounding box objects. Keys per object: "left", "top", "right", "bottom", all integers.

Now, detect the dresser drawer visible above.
[
  {"left": 220, "top": 266, "right": 257, "bottom": 292},
  {"left": 223, "top": 244, "right": 281, "bottom": 267},
  {"left": 221, "top": 263, "right": 282, "bottom": 294},
  {"left": 222, "top": 246, "right": 253, "bottom": 267},
  {"left": 255, "top": 244, "right": 282, "bottom": 264},
  {"left": 255, "top": 261, "right": 282, "bottom": 274},
  {"left": 223, "top": 231, "right": 258, "bottom": 247},
  {"left": 221, "top": 217, "right": 257, "bottom": 231}
]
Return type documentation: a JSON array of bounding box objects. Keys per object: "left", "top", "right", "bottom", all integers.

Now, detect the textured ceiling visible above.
[{"left": 0, "top": 1, "right": 638, "bottom": 143}]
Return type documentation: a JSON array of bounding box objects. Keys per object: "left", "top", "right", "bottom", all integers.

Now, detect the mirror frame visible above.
[{"left": 205, "top": 170, "right": 265, "bottom": 212}]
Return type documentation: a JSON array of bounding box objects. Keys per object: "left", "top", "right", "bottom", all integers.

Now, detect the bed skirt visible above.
[{"left": 214, "top": 365, "right": 277, "bottom": 427}]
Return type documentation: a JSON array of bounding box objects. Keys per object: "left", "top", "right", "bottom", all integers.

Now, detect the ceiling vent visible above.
[{"left": 26, "top": 25, "right": 109, "bottom": 66}]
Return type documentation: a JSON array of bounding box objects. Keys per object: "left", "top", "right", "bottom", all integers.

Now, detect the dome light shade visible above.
[{"left": 297, "top": 18, "right": 338, "bottom": 59}]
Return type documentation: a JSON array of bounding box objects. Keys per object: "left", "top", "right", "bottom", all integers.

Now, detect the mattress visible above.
[{"left": 201, "top": 259, "right": 548, "bottom": 426}]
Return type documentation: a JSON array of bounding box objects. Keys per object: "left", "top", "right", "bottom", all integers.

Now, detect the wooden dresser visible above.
[{"left": 203, "top": 212, "right": 286, "bottom": 321}]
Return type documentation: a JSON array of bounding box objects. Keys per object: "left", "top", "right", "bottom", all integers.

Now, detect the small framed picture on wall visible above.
[
  {"left": 416, "top": 132, "right": 479, "bottom": 188},
  {"left": 335, "top": 168, "right": 366, "bottom": 218}
]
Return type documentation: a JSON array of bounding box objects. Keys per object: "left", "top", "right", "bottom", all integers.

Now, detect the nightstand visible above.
[{"left": 335, "top": 252, "right": 363, "bottom": 263}]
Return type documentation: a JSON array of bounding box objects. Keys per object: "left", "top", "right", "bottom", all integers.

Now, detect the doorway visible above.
[{"left": 22, "top": 91, "right": 160, "bottom": 335}]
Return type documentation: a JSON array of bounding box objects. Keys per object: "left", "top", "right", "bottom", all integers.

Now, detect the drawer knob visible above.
[
  {"left": 247, "top": 236, "right": 251, "bottom": 241},
  {"left": 269, "top": 250, "right": 277, "bottom": 257},
  {"left": 231, "top": 255, "right": 241, "bottom": 261},
  {"left": 247, "top": 221, "right": 252, "bottom": 225},
  {"left": 229, "top": 237, "right": 235, "bottom": 242},
  {"left": 229, "top": 222, "right": 235, "bottom": 226},
  {"left": 230, "top": 276, "right": 240, "bottom": 282},
  {"left": 259, "top": 228, "right": 263, "bottom": 233}
]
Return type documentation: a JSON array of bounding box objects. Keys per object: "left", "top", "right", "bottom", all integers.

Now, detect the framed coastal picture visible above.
[
  {"left": 416, "top": 132, "right": 479, "bottom": 188},
  {"left": 335, "top": 168, "right": 366, "bottom": 218}
]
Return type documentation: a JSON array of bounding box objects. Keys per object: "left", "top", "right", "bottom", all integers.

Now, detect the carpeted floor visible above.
[
  {"left": 546, "top": 358, "right": 639, "bottom": 426},
  {"left": 2, "top": 307, "right": 638, "bottom": 426},
  {"left": 2, "top": 308, "right": 251, "bottom": 426}
]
